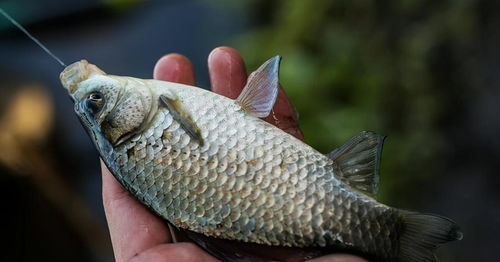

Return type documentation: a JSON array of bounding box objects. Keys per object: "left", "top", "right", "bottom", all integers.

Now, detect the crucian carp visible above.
[{"left": 60, "top": 57, "right": 462, "bottom": 262}]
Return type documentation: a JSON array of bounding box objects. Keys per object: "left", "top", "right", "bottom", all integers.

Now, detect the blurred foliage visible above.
[
  {"left": 230, "top": 0, "right": 479, "bottom": 204},
  {"left": 103, "top": 0, "right": 146, "bottom": 10},
  {"left": 0, "top": 0, "right": 141, "bottom": 31}
]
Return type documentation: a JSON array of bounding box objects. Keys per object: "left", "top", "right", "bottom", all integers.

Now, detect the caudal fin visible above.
[{"left": 399, "top": 211, "right": 462, "bottom": 262}]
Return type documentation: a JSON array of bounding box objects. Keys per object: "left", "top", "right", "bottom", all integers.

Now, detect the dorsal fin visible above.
[
  {"left": 160, "top": 95, "right": 204, "bottom": 146},
  {"left": 328, "top": 131, "right": 385, "bottom": 195},
  {"left": 235, "top": 56, "right": 280, "bottom": 118}
]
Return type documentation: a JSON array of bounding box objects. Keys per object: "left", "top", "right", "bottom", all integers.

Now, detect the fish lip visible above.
[
  {"left": 68, "top": 94, "right": 76, "bottom": 103},
  {"left": 74, "top": 99, "right": 119, "bottom": 176},
  {"left": 74, "top": 100, "right": 101, "bottom": 144}
]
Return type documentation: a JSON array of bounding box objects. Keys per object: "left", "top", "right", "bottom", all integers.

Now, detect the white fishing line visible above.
[{"left": 0, "top": 8, "right": 66, "bottom": 67}]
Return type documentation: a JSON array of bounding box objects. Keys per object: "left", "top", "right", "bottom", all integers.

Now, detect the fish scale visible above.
[
  {"left": 61, "top": 58, "right": 462, "bottom": 262},
  {"left": 106, "top": 86, "right": 394, "bottom": 256}
]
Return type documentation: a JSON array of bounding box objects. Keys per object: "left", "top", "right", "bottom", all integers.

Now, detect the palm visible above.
[{"left": 102, "top": 47, "right": 368, "bottom": 262}]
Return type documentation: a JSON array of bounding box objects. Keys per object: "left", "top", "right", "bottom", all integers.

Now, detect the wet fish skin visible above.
[
  {"left": 61, "top": 59, "right": 461, "bottom": 262},
  {"left": 113, "top": 84, "right": 398, "bottom": 249}
]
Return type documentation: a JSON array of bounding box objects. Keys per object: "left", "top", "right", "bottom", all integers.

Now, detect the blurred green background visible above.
[{"left": 0, "top": 0, "right": 498, "bottom": 261}]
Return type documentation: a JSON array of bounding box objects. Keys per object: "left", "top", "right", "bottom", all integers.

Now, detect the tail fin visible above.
[{"left": 399, "top": 211, "right": 462, "bottom": 262}]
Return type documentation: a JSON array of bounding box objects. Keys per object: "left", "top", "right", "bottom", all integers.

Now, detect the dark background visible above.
[{"left": 0, "top": 0, "right": 498, "bottom": 261}]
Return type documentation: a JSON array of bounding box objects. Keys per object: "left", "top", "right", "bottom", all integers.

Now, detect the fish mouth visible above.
[
  {"left": 74, "top": 100, "right": 112, "bottom": 155},
  {"left": 60, "top": 60, "right": 106, "bottom": 94},
  {"left": 75, "top": 100, "right": 99, "bottom": 142},
  {"left": 75, "top": 99, "right": 114, "bottom": 159},
  {"left": 74, "top": 99, "right": 121, "bottom": 179}
]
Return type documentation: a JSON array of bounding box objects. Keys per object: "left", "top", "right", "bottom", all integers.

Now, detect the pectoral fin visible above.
[
  {"left": 328, "top": 131, "right": 385, "bottom": 195},
  {"left": 235, "top": 56, "right": 281, "bottom": 118},
  {"left": 159, "top": 95, "right": 204, "bottom": 146}
]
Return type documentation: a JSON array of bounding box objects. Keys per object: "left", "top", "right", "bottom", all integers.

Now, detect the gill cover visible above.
[{"left": 61, "top": 60, "right": 156, "bottom": 146}]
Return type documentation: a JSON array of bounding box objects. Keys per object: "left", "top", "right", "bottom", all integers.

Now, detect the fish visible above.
[{"left": 60, "top": 57, "right": 462, "bottom": 262}]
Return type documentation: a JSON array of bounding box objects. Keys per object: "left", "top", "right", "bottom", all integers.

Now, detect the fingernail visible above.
[
  {"left": 208, "top": 47, "right": 235, "bottom": 96},
  {"left": 208, "top": 46, "right": 234, "bottom": 65},
  {"left": 155, "top": 53, "right": 195, "bottom": 84},
  {"left": 154, "top": 54, "right": 181, "bottom": 81}
]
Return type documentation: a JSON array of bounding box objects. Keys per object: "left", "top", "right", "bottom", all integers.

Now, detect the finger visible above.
[
  {"left": 208, "top": 46, "right": 247, "bottom": 99},
  {"left": 101, "top": 162, "right": 171, "bottom": 262},
  {"left": 208, "top": 47, "right": 303, "bottom": 140},
  {"left": 308, "top": 254, "right": 370, "bottom": 262},
  {"left": 128, "top": 242, "right": 219, "bottom": 262},
  {"left": 154, "top": 53, "right": 196, "bottom": 85}
]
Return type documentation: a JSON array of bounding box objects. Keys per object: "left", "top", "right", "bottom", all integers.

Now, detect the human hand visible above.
[{"left": 101, "top": 46, "right": 368, "bottom": 262}]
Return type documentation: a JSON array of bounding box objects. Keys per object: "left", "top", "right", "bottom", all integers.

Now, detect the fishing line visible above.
[{"left": 0, "top": 8, "right": 66, "bottom": 67}]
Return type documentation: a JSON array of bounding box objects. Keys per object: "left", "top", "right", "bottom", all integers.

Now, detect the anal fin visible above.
[{"left": 328, "top": 131, "right": 385, "bottom": 195}]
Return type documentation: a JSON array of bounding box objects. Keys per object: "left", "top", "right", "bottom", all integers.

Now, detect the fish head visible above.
[{"left": 61, "top": 60, "right": 155, "bottom": 145}]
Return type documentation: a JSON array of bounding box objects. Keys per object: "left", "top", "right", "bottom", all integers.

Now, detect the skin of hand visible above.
[{"left": 101, "top": 46, "right": 369, "bottom": 262}]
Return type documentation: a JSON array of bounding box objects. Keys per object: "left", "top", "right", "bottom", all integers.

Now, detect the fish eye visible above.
[
  {"left": 86, "top": 91, "right": 105, "bottom": 113},
  {"left": 88, "top": 92, "right": 103, "bottom": 102}
]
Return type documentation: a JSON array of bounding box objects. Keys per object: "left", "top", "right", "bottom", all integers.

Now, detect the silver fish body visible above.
[
  {"left": 61, "top": 58, "right": 461, "bottom": 262},
  {"left": 114, "top": 83, "right": 397, "bottom": 250}
]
